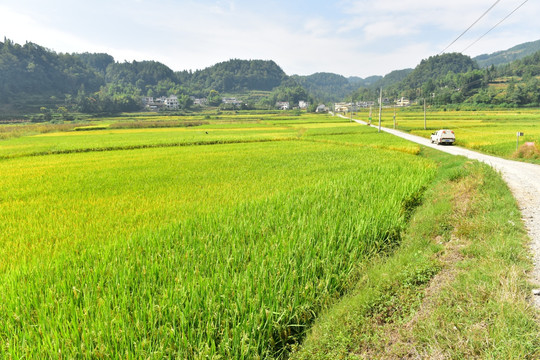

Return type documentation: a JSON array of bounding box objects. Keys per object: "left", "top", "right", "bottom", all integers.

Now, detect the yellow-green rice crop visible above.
[
  {"left": 353, "top": 108, "right": 540, "bottom": 162},
  {"left": 0, "top": 115, "right": 436, "bottom": 358}
]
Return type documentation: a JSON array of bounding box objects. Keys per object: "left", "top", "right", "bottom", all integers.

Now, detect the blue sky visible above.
[{"left": 1, "top": 0, "right": 538, "bottom": 77}]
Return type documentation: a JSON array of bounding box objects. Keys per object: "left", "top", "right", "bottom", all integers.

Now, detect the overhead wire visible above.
[
  {"left": 462, "top": 0, "right": 529, "bottom": 52},
  {"left": 438, "top": 0, "right": 502, "bottom": 55}
]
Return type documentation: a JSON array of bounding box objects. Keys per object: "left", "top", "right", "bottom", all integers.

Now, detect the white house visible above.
[
  {"left": 164, "top": 95, "right": 179, "bottom": 110},
  {"left": 192, "top": 97, "right": 207, "bottom": 106},
  {"left": 334, "top": 102, "right": 349, "bottom": 112},
  {"left": 141, "top": 97, "right": 154, "bottom": 106},
  {"left": 222, "top": 97, "right": 243, "bottom": 106},
  {"left": 396, "top": 97, "right": 410, "bottom": 107},
  {"left": 316, "top": 104, "right": 328, "bottom": 113},
  {"left": 276, "top": 101, "right": 290, "bottom": 110}
]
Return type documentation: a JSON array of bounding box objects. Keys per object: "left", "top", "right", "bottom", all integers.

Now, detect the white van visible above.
[{"left": 430, "top": 129, "right": 455, "bottom": 145}]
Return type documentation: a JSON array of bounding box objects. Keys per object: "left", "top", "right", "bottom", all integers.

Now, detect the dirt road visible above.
[{"left": 348, "top": 116, "right": 540, "bottom": 306}]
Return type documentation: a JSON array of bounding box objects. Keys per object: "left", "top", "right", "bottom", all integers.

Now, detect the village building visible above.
[
  {"left": 276, "top": 101, "right": 290, "bottom": 110},
  {"left": 396, "top": 97, "right": 411, "bottom": 107},
  {"left": 141, "top": 95, "right": 179, "bottom": 110},
  {"left": 298, "top": 100, "right": 309, "bottom": 109},
  {"left": 163, "top": 95, "right": 179, "bottom": 110},
  {"left": 222, "top": 97, "right": 243, "bottom": 106},
  {"left": 316, "top": 104, "right": 328, "bottom": 113},
  {"left": 357, "top": 101, "right": 376, "bottom": 108},
  {"left": 334, "top": 102, "right": 350, "bottom": 112},
  {"left": 191, "top": 97, "right": 207, "bottom": 106}
]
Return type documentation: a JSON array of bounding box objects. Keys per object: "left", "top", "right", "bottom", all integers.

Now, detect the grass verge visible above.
[{"left": 292, "top": 147, "right": 540, "bottom": 359}]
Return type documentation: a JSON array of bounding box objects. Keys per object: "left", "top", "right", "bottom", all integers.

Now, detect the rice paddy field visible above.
[
  {"left": 0, "top": 113, "right": 436, "bottom": 358},
  {"left": 354, "top": 107, "right": 540, "bottom": 162}
]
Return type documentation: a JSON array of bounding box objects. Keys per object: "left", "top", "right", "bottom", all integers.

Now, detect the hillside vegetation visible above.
[
  {"left": 0, "top": 40, "right": 300, "bottom": 115},
  {"left": 291, "top": 73, "right": 355, "bottom": 103},
  {"left": 475, "top": 39, "right": 540, "bottom": 68},
  {"left": 351, "top": 50, "right": 540, "bottom": 108},
  {"left": 1, "top": 38, "right": 540, "bottom": 118}
]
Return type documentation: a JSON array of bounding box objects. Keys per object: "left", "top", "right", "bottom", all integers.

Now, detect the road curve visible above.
[{"left": 343, "top": 115, "right": 540, "bottom": 306}]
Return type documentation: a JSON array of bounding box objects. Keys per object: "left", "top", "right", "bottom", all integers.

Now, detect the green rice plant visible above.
[
  {"left": 0, "top": 123, "right": 298, "bottom": 159},
  {"left": 0, "top": 137, "right": 435, "bottom": 358}
]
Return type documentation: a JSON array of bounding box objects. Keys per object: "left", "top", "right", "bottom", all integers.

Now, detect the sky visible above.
[{"left": 0, "top": 0, "right": 538, "bottom": 78}]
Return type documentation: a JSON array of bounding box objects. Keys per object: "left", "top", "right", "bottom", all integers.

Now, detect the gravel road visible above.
[{"left": 347, "top": 116, "right": 540, "bottom": 306}]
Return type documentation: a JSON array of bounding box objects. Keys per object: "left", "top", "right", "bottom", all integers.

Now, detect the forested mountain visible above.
[
  {"left": 349, "top": 49, "right": 540, "bottom": 108},
  {"left": 371, "top": 69, "right": 413, "bottom": 90},
  {"left": 347, "top": 75, "right": 382, "bottom": 87},
  {"left": 474, "top": 39, "right": 540, "bottom": 68},
  {"left": 290, "top": 73, "right": 355, "bottom": 102},
  {"left": 400, "top": 53, "right": 478, "bottom": 91},
  {"left": 187, "top": 59, "right": 287, "bottom": 94},
  {"left": 105, "top": 60, "right": 177, "bottom": 88},
  {"left": 0, "top": 40, "right": 104, "bottom": 102},
  {"left": 349, "top": 54, "right": 479, "bottom": 102},
  {"left": 289, "top": 73, "right": 391, "bottom": 103},
  {"left": 346, "top": 69, "right": 412, "bottom": 102},
  {"left": 498, "top": 50, "right": 540, "bottom": 77},
  {"left": 1, "top": 37, "right": 540, "bottom": 116},
  {"left": 77, "top": 53, "right": 115, "bottom": 75},
  {"left": 0, "top": 40, "right": 294, "bottom": 114}
]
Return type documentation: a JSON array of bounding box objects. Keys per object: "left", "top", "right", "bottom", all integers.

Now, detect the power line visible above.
[
  {"left": 462, "top": 0, "right": 529, "bottom": 53},
  {"left": 439, "top": 0, "right": 502, "bottom": 55}
]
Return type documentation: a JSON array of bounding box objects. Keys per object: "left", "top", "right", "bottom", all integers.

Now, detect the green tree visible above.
[
  {"left": 207, "top": 90, "right": 222, "bottom": 106},
  {"left": 178, "top": 94, "right": 193, "bottom": 110}
]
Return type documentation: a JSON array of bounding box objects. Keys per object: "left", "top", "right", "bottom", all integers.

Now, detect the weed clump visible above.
[{"left": 513, "top": 142, "right": 540, "bottom": 159}]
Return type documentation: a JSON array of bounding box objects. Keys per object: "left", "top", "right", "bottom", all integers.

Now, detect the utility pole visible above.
[
  {"left": 393, "top": 103, "right": 396, "bottom": 129},
  {"left": 378, "top": 88, "right": 382, "bottom": 133},
  {"left": 517, "top": 132, "right": 524, "bottom": 150},
  {"left": 423, "top": 98, "right": 427, "bottom": 130}
]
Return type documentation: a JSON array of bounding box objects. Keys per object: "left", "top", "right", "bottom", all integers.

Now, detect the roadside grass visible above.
[{"left": 292, "top": 147, "right": 539, "bottom": 359}]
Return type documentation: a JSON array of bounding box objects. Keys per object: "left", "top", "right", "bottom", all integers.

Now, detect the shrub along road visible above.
[{"left": 347, "top": 115, "right": 540, "bottom": 307}]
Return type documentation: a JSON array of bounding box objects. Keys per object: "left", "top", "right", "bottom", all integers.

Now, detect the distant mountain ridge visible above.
[
  {"left": 474, "top": 39, "right": 540, "bottom": 68},
  {"left": 1, "top": 37, "right": 539, "bottom": 114}
]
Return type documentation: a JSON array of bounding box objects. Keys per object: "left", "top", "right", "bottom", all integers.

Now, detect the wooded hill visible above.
[
  {"left": 0, "top": 39, "right": 297, "bottom": 114},
  {"left": 474, "top": 39, "right": 540, "bottom": 68},
  {"left": 349, "top": 49, "right": 540, "bottom": 108},
  {"left": 1, "top": 38, "right": 539, "bottom": 116}
]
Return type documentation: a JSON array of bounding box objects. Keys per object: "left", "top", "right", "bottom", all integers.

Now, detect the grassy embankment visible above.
[{"left": 293, "top": 147, "right": 540, "bottom": 359}]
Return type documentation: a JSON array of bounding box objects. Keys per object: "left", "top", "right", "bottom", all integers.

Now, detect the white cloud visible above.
[
  {"left": 363, "top": 20, "right": 418, "bottom": 40},
  {"left": 1, "top": 0, "right": 539, "bottom": 78},
  {"left": 0, "top": 6, "right": 88, "bottom": 51}
]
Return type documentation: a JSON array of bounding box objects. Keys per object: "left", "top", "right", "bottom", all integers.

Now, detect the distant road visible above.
[{"left": 338, "top": 114, "right": 540, "bottom": 306}]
